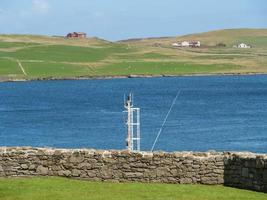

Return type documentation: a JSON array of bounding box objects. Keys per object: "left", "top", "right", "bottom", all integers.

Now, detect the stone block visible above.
[
  {"left": 69, "top": 154, "right": 84, "bottom": 164},
  {"left": 53, "top": 150, "right": 62, "bottom": 156},
  {"left": 156, "top": 167, "right": 169, "bottom": 177},
  {"left": 180, "top": 178, "right": 192, "bottom": 184},
  {"left": 256, "top": 159, "right": 265, "bottom": 169},
  {"left": 29, "top": 164, "right": 36, "bottom": 170},
  {"left": 201, "top": 177, "right": 218, "bottom": 185},
  {"left": 242, "top": 168, "right": 249, "bottom": 178},
  {"left": 0, "top": 165, "right": 4, "bottom": 172},
  {"left": 72, "top": 169, "right": 81, "bottom": 177},
  {"left": 87, "top": 170, "right": 97, "bottom": 178},
  {"left": 77, "top": 163, "right": 91, "bottom": 169},
  {"left": 217, "top": 177, "right": 224, "bottom": 184},
  {"left": 213, "top": 169, "right": 223, "bottom": 174},
  {"left": 21, "top": 164, "right": 28, "bottom": 170},
  {"left": 58, "top": 170, "right": 71, "bottom": 177},
  {"left": 263, "top": 169, "right": 267, "bottom": 183},
  {"left": 51, "top": 165, "right": 61, "bottom": 171},
  {"left": 36, "top": 165, "right": 48, "bottom": 175},
  {"left": 247, "top": 160, "right": 256, "bottom": 168},
  {"left": 124, "top": 172, "right": 143, "bottom": 178},
  {"left": 144, "top": 170, "right": 156, "bottom": 178}
]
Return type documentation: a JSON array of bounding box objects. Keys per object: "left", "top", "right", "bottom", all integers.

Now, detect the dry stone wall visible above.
[
  {"left": 0, "top": 147, "right": 266, "bottom": 192},
  {"left": 224, "top": 152, "right": 267, "bottom": 192}
]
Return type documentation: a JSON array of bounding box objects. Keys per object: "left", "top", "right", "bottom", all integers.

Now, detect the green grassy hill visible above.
[
  {"left": 0, "top": 29, "right": 267, "bottom": 81},
  {"left": 122, "top": 29, "right": 267, "bottom": 47}
]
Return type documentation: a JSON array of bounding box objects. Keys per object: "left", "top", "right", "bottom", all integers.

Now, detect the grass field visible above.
[
  {"left": 0, "top": 29, "right": 267, "bottom": 80},
  {"left": 0, "top": 58, "right": 22, "bottom": 76},
  {"left": 0, "top": 177, "right": 266, "bottom": 200}
]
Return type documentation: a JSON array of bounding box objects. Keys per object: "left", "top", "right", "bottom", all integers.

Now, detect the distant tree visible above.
[{"left": 216, "top": 43, "right": 226, "bottom": 47}]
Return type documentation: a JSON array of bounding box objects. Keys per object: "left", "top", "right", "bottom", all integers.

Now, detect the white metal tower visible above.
[{"left": 124, "top": 93, "right": 141, "bottom": 152}]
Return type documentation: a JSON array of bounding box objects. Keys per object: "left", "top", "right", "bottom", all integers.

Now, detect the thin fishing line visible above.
[{"left": 150, "top": 90, "right": 181, "bottom": 152}]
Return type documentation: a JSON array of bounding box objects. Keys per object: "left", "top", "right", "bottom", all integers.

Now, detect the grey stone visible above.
[
  {"left": 29, "top": 164, "right": 36, "bottom": 170},
  {"left": 256, "top": 159, "right": 265, "bottom": 169},
  {"left": 58, "top": 170, "right": 71, "bottom": 177},
  {"left": 242, "top": 168, "right": 249, "bottom": 178},
  {"left": 77, "top": 163, "right": 91, "bottom": 169},
  {"left": 69, "top": 154, "right": 84, "bottom": 164},
  {"left": 21, "top": 164, "right": 28, "bottom": 170},
  {"left": 263, "top": 169, "right": 267, "bottom": 183},
  {"left": 36, "top": 165, "right": 48, "bottom": 175},
  {"left": 87, "top": 170, "right": 97, "bottom": 178},
  {"left": 124, "top": 172, "right": 143, "bottom": 178},
  {"left": 180, "top": 178, "right": 192, "bottom": 184},
  {"left": 72, "top": 169, "right": 81, "bottom": 177},
  {"left": 201, "top": 177, "right": 217, "bottom": 185},
  {"left": 156, "top": 167, "right": 169, "bottom": 177},
  {"left": 144, "top": 170, "right": 157, "bottom": 178}
]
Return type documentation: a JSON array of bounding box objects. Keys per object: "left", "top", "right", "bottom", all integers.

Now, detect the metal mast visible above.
[{"left": 124, "top": 93, "right": 141, "bottom": 152}]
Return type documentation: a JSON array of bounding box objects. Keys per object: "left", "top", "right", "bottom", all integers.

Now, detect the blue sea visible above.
[{"left": 0, "top": 75, "right": 267, "bottom": 153}]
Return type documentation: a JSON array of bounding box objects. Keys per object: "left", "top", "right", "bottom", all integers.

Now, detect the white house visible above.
[
  {"left": 172, "top": 41, "right": 201, "bottom": 48},
  {"left": 181, "top": 41, "right": 190, "bottom": 47},
  {"left": 172, "top": 43, "right": 181, "bottom": 47},
  {"left": 234, "top": 43, "right": 251, "bottom": 48},
  {"left": 189, "top": 41, "right": 201, "bottom": 47}
]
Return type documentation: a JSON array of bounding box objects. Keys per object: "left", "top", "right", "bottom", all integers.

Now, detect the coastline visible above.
[{"left": 1, "top": 72, "right": 267, "bottom": 83}]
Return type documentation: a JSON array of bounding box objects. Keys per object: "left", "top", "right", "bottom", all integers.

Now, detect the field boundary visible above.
[{"left": 0, "top": 147, "right": 266, "bottom": 193}]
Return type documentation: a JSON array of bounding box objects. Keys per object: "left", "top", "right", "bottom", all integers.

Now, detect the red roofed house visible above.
[{"left": 66, "top": 32, "right": 87, "bottom": 38}]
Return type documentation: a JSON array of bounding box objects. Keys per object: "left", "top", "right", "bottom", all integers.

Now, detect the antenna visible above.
[{"left": 124, "top": 93, "right": 141, "bottom": 152}]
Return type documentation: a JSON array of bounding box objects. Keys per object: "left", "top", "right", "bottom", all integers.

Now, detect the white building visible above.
[
  {"left": 172, "top": 43, "right": 181, "bottom": 47},
  {"left": 190, "top": 41, "right": 201, "bottom": 47},
  {"left": 234, "top": 43, "right": 251, "bottom": 48},
  {"left": 181, "top": 41, "right": 190, "bottom": 47},
  {"left": 172, "top": 41, "right": 201, "bottom": 48}
]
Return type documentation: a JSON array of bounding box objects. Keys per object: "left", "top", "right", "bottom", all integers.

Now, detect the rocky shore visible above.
[{"left": 1, "top": 72, "right": 267, "bottom": 83}]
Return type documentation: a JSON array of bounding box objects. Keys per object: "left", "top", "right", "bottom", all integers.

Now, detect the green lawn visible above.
[{"left": 0, "top": 177, "right": 266, "bottom": 200}]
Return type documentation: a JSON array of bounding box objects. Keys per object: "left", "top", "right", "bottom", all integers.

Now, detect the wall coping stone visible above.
[{"left": 0, "top": 147, "right": 266, "bottom": 159}]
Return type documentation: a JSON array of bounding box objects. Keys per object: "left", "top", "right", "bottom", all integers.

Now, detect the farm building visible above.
[
  {"left": 181, "top": 41, "right": 190, "bottom": 47},
  {"left": 172, "top": 43, "right": 181, "bottom": 47},
  {"left": 172, "top": 41, "right": 200, "bottom": 48},
  {"left": 189, "top": 41, "right": 201, "bottom": 47},
  {"left": 66, "top": 32, "right": 87, "bottom": 38},
  {"left": 233, "top": 43, "right": 251, "bottom": 48}
]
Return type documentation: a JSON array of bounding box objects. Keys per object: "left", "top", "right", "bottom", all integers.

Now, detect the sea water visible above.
[{"left": 0, "top": 75, "right": 267, "bottom": 153}]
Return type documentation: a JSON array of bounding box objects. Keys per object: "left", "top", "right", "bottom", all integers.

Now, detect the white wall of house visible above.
[
  {"left": 171, "top": 41, "right": 201, "bottom": 48},
  {"left": 172, "top": 43, "right": 180, "bottom": 47},
  {"left": 195, "top": 41, "right": 201, "bottom": 47},
  {"left": 237, "top": 43, "right": 251, "bottom": 48},
  {"left": 181, "top": 41, "right": 190, "bottom": 47}
]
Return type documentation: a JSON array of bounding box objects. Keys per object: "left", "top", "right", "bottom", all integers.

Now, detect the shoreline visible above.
[{"left": 1, "top": 72, "right": 267, "bottom": 83}]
